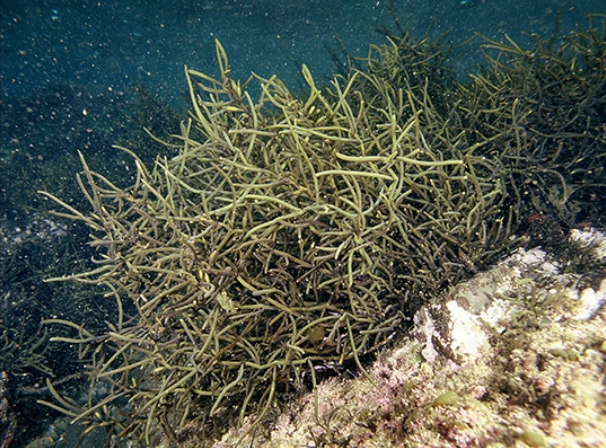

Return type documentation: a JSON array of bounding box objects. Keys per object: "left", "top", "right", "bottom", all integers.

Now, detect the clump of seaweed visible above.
[
  {"left": 37, "top": 13, "right": 606, "bottom": 445},
  {"left": 457, "top": 14, "right": 606, "bottom": 225},
  {"left": 39, "top": 35, "right": 517, "bottom": 445}
]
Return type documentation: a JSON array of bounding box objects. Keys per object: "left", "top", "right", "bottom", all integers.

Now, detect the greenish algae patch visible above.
[
  {"left": 36, "top": 14, "right": 606, "bottom": 447},
  {"left": 211, "top": 244, "right": 606, "bottom": 448}
]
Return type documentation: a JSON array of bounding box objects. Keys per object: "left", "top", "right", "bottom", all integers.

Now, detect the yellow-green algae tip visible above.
[
  {"left": 518, "top": 429, "right": 547, "bottom": 447},
  {"left": 431, "top": 390, "right": 460, "bottom": 407}
]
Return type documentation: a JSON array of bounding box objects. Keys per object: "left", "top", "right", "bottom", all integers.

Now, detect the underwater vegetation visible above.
[
  {"left": 0, "top": 76, "right": 186, "bottom": 446},
  {"left": 461, "top": 18, "right": 606, "bottom": 226},
  {"left": 38, "top": 15, "right": 605, "bottom": 447}
]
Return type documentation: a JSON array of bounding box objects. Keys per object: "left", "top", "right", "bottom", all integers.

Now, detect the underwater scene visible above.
[{"left": 1, "top": 1, "right": 605, "bottom": 447}]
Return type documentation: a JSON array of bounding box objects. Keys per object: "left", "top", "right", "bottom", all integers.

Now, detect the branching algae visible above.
[{"left": 36, "top": 16, "right": 605, "bottom": 445}]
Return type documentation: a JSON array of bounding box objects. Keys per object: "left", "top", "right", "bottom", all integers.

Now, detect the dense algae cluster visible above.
[{"left": 39, "top": 17, "right": 605, "bottom": 446}]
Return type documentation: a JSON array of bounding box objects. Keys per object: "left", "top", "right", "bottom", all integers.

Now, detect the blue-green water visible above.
[{"left": 1, "top": 0, "right": 603, "bottom": 103}]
